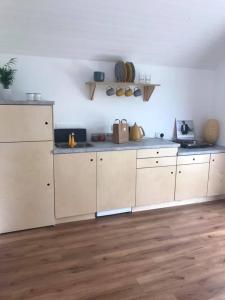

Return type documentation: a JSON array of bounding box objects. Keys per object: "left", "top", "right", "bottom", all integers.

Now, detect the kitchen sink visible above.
[{"left": 55, "top": 142, "right": 94, "bottom": 148}]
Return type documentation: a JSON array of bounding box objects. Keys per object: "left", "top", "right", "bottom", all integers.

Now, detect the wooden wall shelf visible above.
[{"left": 85, "top": 81, "right": 160, "bottom": 101}]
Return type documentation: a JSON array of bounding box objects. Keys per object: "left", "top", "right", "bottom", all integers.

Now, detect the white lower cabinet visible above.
[
  {"left": 175, "top": 163, "right": 209, "bottom": 201},
  {"left": 97, "top": 150, "right": 136, "bottom": 212},
  {"left": 54, "top": 150, "right": 136, "bottom": 218},
  {"left": 53, "top": 149, "right": 225, "bottom": 224},
  {"left": 136, "top": 166, "right": 176, "bottom": 206},
  {"left": 0, "top": 142, "right": 54, "bottom": 233},
  {"left": 208, "top": 153, "right": 225, "bottom": 196},
  {"left": 54, "top": 152, "right": 97, "bottom": 218}
]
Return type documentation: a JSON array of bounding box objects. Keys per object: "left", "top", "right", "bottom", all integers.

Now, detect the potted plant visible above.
[{"left": 0, "top": 58, "right": 17, "bottom": 100}]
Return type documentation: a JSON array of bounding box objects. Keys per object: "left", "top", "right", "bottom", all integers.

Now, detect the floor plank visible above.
[{"left": 1, "top": 201, "right": 225, "bottom": 299}]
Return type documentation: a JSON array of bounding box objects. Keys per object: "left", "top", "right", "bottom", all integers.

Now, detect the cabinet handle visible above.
[
  {"left": 179, "top": 171, "right": 182, "bottom": 174},
  {"left": 90, "top": 158, "right": 94, "bottom": 162},
  {"left": 156, "top": 151, "right": 159, "bottom": 154},
  {"left": 45, "top": 121, "right": 48, "bottom": 125},
  {"left": 171, "top": 171, "right": 174, "bottom": 174},
  {"left": 193, "top": 158, "right": 195, "bottom": 161},
  {"left": 100, "top": 158, "right": 103, "bottom": 161},
  {"left": 47, "top": 183, "right": 50, "bottom": 186},
  {"left": 156, "top": 160, "right": 159, "bottom": 164},
  {"left": 212, "top": 159, "right": 215, "bottom": 162}
]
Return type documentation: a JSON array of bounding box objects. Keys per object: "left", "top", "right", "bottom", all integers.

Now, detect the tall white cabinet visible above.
[{"left": 0, "top": 103, "right": 54, "bottom": 233}]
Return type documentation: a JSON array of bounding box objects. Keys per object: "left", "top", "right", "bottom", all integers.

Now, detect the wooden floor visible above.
[{"left": 1, "top": 201, "right": 225, "bottom": 300}]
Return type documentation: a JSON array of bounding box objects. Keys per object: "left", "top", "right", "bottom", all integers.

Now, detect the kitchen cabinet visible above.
[
  {"left": 0, "top": 141, "right": 54, "bottom": 233},
  {"left": 136, "top": 166, "right": 176, "bottom": 206},
  {"left": 175, "top": 163, "right": 209, "bottom": 201},
  {"left": 0, "top": 104, "right": 54, "bottom": 234},
  {"left": 0, "top": 105, "right": 53, "bottom": 142},
  {"left": 54, "top": 153, "right": 97, "bottom": 218},
  {"left": 208, "top": 153, "right": 225, "bottom": 196},
  {"left": 97, "top": 150, "right": 136, "bottom": 212}
]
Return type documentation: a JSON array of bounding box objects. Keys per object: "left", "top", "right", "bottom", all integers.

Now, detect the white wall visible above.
[
  {"left": 212, "top": 60, "right": 225, "bottom": 145},
  {"left": 0, "top": 54, "right": 215, "bottom": 140}
]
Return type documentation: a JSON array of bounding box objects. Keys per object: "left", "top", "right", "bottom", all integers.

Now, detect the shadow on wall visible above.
[
  {"left": 188, "top": 30, "right": 225, "bottom": 69},
  {"left": 65, "top": 62, "right": 92, "bottom": 99}
]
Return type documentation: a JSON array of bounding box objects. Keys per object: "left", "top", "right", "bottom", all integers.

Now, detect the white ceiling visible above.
[{"left": 1, "top": 0, "right": 225, "bottom": 69}]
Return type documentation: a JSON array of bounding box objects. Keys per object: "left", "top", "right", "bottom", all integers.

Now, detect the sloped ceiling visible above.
[{"left": 1, "top": 0, "right": 225, "bottom": 69}]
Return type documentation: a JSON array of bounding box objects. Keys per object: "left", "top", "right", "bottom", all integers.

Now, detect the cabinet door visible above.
[
  {"left": 175, "top": 163, "right": 209, "bottom": 201},
  {"left": 136, "top": 166, "right": 176, "bottom": 206},
  {"left": 0, "top": 142, "right": 54, "bottom": 233},
  {"left": 55, "top": 153, "right": 97, "bottom": 218},
  {"left": 208, "top": 153, "right": 225, "bottom": 196},
  {"left": 97, "top": 150, "right": 136, "bottom": 211},
  {"left": 0, "top": 105, "right": 53, "bottom": 142}
]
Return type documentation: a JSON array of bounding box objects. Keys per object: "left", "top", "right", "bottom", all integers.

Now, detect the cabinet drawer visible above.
[
  {"left": 137, "top": 156, "right": 177, "bottom": 168},
  {"left": 137, "top": 147, "right": 178, "bottom": 158},
  {"left": 177, "top": 154, "right": 210, "bottom": 165},
  {"left": 0, "top": 105, "right": 53, "bottom": 142}
]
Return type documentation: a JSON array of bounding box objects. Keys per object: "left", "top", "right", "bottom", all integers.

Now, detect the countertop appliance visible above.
[
  {"left": 174, "top": 139, "right": 213, "bottom": 149},
  {"left": 129, "top": 123, "right": 145, "bottom": 141}
]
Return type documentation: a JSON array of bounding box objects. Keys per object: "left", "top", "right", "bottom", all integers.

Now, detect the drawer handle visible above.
[
  {"left": 156, "top": 151, "right": 159, "bottom": 154},
  {"left": 179, "top": 171, "right": 182, "bottom": 174},
  {"left": 171, "top": 171, "right": 174, "bottom": 174},
  {"left": 156, "top": 160, "right": 159, "bottom": 164},
  {"left": 193, "top": 158, "right": 195, "bottom": 161},
  {"left": 100, "top": 158, "right": 103, "bottom": 161},
  {"left": 90, "top": 158, "right": 94, "bottom": 162},
  {"left": 47, "top": 183, "right": 50, "bottom": 186},
  {"left": 212, "top": 159, "right": 215, "bottom": 162},
  {"left": 45, "top": 121, "right": 49, "bottom": 125}
]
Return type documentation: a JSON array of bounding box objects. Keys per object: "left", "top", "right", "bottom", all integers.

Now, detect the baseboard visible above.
[
  {"left": 96, "top": 207, "right": 132, "bottom": 217},
  {"left": 55, "top": 196, "right": 225, "bottom": 224},
  {"left": 207, "top": 194, "right": 225, "bottom": 201},
  {"left": 132, "top": 195, "right": 225, "bottom": 213},
  {"left": 55, "top": 213, "right": 95, "bottom": 224}
]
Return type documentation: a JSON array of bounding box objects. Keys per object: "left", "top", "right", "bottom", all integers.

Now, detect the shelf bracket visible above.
[
  {"left": 89, "top": 82, "right": 96, "bottom": 100},
  {"left": 143, "top": 85, "right": 156, "bottom": 101}
]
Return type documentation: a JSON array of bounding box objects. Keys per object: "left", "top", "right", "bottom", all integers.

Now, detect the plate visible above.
[
  {"left": 115, "top": 61, "right": 126, "bottom": 82},
  {"left": 128, "top": 62, "right": 135, "bottom": 82},
  {"left": 125, "top": 62, "right": 132, "bottom": 82}
]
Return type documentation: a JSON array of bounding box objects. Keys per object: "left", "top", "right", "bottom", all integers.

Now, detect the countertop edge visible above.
[
  {"left": 53, "top": 139, "right": 180, "bottom": 154},
  {"left": 0, "top": 100, "right": 55, "bottom": 105},
  {"left": 54, "top": 143, "right": 225, "bottom": 155}
]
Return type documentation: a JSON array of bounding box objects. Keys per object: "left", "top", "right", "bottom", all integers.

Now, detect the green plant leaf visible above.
[{"left": 0, "top": 58, "right": 17, "bottom": 88}]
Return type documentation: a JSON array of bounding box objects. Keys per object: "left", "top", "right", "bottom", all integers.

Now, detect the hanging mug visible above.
[
  {"left": 125, "top": 87, "right": 133, "bottom": 97},
  {"left": 133, "top": 87, "right": 142, "bottom": 97},
  {"left": 116, "top": 88, "right": 125, "bottom": 96},
  {"left": 106, "top": 86, "right": 115, "bottom": 96}
]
